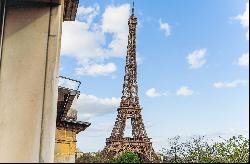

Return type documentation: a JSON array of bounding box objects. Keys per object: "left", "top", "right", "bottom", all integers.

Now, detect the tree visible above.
[
  {"left": 162, "top": 136, "right": 185, "bottom": 163},
  {"left": 111, "top": 152, "right": 141, "bottom": 163},
  {"left": 76, "top": 151, "right": 141, "bottom": 163},
  {"left": 76, "top": 151, "right": 109, "bottom": 163},
  {"left": 213, "top": 135, "right": 249, "bottom": 163},
  {"left": 162, "top": 135, "right": 249, "bottom": 163}
]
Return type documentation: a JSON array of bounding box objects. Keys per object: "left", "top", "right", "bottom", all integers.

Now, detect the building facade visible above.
[
  {"left": 55, "top": 77, "right": 91, "bottom": 163},
  {"left": 0, "top": 0, "right": 80, "bottom": 163}
]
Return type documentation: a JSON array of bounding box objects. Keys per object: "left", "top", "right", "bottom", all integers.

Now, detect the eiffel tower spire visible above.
[
  {"left": 103, "top": 1, "right": 158, "bottom": 162},
  {"left": 121, "top": 0, "right": 139, "bottom": 108},
  {"left": 132, "top": 0, "right": 135, "bottom": 16}
]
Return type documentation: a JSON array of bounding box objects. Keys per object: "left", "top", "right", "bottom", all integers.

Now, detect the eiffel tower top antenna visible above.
[{"left": 132, "top": 0, "right": 135, "bottom": 16}]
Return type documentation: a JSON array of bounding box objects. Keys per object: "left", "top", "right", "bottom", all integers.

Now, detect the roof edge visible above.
[{"left": 6, "top": 0, "right": 79, "bottom": 21}]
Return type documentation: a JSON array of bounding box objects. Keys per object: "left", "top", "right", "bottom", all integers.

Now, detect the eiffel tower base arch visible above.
[{"left": 103, "top": 138, "right": 159, "bottom": 163}]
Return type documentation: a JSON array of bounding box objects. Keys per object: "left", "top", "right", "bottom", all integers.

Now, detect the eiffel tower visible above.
[{"left": 103, "top": 1, "right": 158, "bottom": 162}]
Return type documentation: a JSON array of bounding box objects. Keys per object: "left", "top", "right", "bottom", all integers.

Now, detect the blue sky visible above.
[{"left": 60, "top": 0, "right": 249, "bottom": 152}]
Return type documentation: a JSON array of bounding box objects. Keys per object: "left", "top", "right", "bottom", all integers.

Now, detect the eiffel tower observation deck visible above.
[{"left": 103, "top": 1, "right": 158, "bottom": 162}]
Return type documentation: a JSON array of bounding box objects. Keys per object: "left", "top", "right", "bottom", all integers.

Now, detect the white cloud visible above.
[
  {"left": 159, "top": 19, "right": 171, "bottom": 37},
  {"left": 84, "top": 122, "right": 115, "bottom": 135},
  {"left": 77, "top": 93, "right": 120, "bottom": 120},
  {"left": 77, "top": 4, "right": 100, "bottom": 25},
  {"left": 234, "top": 2, "right": 249, "bottom": 69},
  {"left": 61, "top": 20, "right": 105, "bottom": 64},
  {"left": 187, "top": 49, "right": 207, "bottom": 69},
  {"left": 235, "top": 2, "right": 249, "bottom": 40},
  {"left": 101, "top": 4, "right": 130, "bottom": 58},
  {"left": 102, "top": 4, "right": 129, "bottom": 34},
  {"left": 146, "top": 88, "right": 170, "bottom": 98},
  {"left": 75, "top": 63, "right": 117, "bottom": 76},
  {"left": 176, "top": 86, "right": 194, "bottom": 96},
  {"left": 213, "top": 80, "right": 249, "bottom": 89},
  {"left": 238, "top": 52, "right": 249, "bottom": 67},
  {"left": 146, "top": 88, "right": 160, "bottom": 97},
  {"left": 61, "top": 4, "right": 131, "bottom": 76}
]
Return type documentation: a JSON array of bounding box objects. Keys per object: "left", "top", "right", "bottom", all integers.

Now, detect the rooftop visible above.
[{"left": 57, "top": 76, "right": 91, "bottom": 133}]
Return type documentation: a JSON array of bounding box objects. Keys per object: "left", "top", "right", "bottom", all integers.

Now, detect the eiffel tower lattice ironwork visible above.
[{"left": 103, "top": 1, "right": 158, "bottom": 162}]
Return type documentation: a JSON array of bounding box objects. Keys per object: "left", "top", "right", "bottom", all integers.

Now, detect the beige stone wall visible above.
[
  {"left": 54, "top": 129, "right": 77, "bottom": 163},
  {"left": 0, "top": 2, "right": 63, "bottom": 163}
]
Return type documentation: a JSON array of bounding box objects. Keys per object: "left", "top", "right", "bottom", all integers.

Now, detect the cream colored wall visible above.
[{"left": 0, "top": 2, "right": 63, "bottom": 163}]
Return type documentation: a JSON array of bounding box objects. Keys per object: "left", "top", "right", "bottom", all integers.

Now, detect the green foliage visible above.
[
  {"left": 213, "top": 135, "right": 249, "bottom": 163},
  {"left": 161, "top": 135, "right": 249, "bottom": 163},
  {"left": 111, "top": 152, "right": 141, "bottom": 163},
  {"left": 76, "top": 151, "right": 141, "bottom": 163},
  {"left": 76, "top": 151, "right": 109, "bottom": 163}
]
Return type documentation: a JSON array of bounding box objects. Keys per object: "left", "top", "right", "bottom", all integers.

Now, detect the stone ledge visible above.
[
  {"left": 6, "top": 0, "right": 61, "bottom": 6},
  {"left": 6, "top": 0, "right": 79, "bottom": 21}
]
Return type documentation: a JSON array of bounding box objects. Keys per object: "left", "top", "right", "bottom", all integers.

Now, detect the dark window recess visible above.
[{"left": 0, "top": 0, "right": 5, "bottom": 45}]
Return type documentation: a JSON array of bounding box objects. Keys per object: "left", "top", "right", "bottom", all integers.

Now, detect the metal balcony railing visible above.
[{"left": 58, "top": 75, "right": 81, "bottom": 91}]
